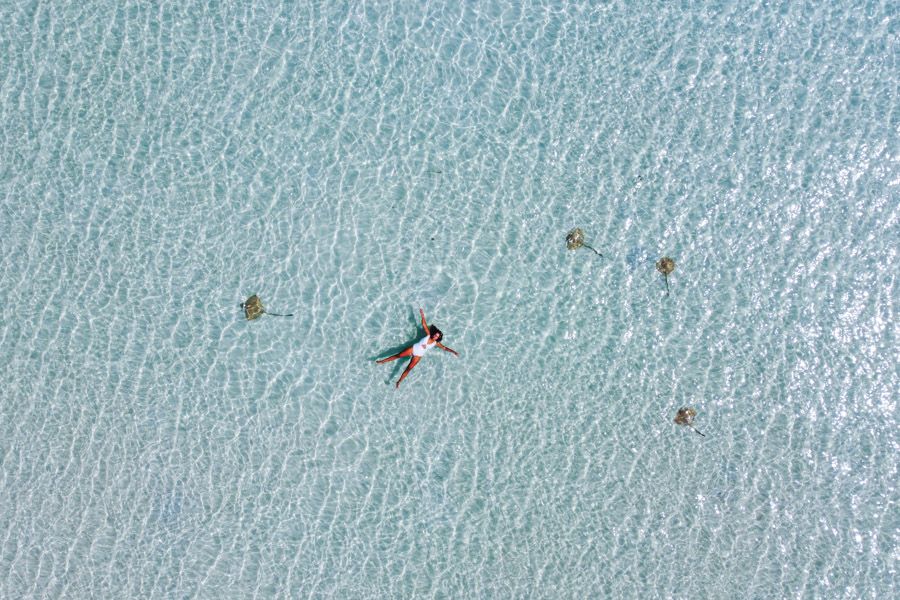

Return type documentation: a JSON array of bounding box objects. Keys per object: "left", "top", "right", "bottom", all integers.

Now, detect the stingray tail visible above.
[{"left": 583, "top": 243, "right": 603, "bottom": 257}]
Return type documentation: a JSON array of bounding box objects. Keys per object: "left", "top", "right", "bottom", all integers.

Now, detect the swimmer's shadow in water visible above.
[{"left": 371, "top": 309, "right": 430, "bottom": 384}]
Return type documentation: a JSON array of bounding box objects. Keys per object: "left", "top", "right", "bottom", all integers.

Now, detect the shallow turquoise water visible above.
[{"left": 1, "top": 1, "right": 897, "bottom": 598}]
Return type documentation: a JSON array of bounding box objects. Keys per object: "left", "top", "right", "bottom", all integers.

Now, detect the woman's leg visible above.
[
  {"left": 395, "top": 356, "right": 421, "bottom": 387},
  {"left": 377, "top": 347, "right": 413, "bottom": 363}
]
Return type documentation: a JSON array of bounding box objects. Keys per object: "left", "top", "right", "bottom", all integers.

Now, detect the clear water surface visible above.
[{"left": 1, "top": 1, "right": 897, "bottom": 598}]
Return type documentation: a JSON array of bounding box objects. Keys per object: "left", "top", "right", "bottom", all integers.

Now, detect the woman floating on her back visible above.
[{"left": 377, "top": 308, "right": 459, "bottom": 388}]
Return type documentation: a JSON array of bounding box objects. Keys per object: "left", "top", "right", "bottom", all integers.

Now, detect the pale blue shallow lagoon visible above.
[{"left": 1, "top": 1, "right": 897, "bottom": 598}]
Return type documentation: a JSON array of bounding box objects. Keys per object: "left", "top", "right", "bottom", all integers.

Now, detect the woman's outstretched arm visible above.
[{"left": 436, "top": 342, "right": 459, "bottom": 356}]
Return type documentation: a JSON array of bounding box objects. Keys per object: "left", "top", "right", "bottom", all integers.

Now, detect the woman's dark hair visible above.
[{"left": 428, "top": 326, "right": 443, "bottom": 341}]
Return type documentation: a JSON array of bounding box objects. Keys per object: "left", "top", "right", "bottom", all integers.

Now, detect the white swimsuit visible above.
[{"left": 412, "top": 336, "right": 435, "bottom": 357}]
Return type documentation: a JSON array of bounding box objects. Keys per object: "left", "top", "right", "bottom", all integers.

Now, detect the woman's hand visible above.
[{"left": 438, "top": 343, "right": 459, "bottom": 356}]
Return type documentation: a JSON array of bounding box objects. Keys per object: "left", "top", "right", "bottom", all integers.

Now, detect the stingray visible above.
[
  {"left": 565, "top": 228, "right": 602, "bottom": 256},
  {"left": 674, "top": 407, "right": 705, "bottom": 436},
  {"left": 656, "top": 256, "right": 676, "bottom": 296},
  {"left": 241, "top": 295, "right": 293, "bottom": 320}
]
